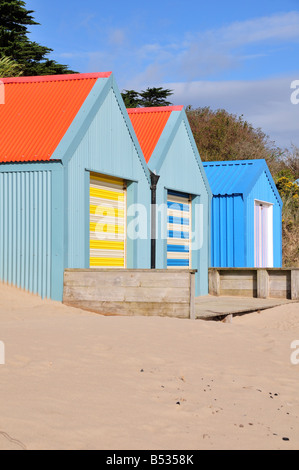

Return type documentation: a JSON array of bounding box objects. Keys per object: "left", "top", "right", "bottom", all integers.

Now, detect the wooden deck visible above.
[{"left": 195, "top": 295, "right": 298, "bottom": 320}]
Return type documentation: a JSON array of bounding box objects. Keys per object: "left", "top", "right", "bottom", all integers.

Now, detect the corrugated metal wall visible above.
[
  {"left": 211, "top": 195, "right": 245, "bottom": 268},
  {"left": 153, "top": 117, "right": 211, "bottom": 296},
  {"left": 66, "top": 86, "right": 151, "bottom": 270},
  {"left": 0, "top": 170, "right": 52, "bottom": 298}
]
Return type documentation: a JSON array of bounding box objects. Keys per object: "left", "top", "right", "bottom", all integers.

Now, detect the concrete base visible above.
[{"left": 195, "top": 295, "right": 298, "bottom": 320}]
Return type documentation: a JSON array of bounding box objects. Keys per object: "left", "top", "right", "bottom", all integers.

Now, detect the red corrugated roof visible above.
[
  {"left": 128, "top": 106, "right": 184, "bottom": 163},
  {"left": 0, "top": 72, "right": 112, "bottom": 163}
]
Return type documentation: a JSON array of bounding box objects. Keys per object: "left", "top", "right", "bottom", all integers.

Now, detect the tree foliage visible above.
[
  {"left": 186, "top": 105, "right": 299, "bottom": 267},
  {"left": 0, "top": 55, "right": 23, "bottom": 77},
  {"left": 139, "top": 87, "right": 173, "bottom": 107},
  {"left": 121, "top": 90, "right": 142, "bottom": 108},
  {"left": 0, "top": 0, "right": 76, "bottom": 76},
  {"left": 121, "top": 87, "right": 173, "bottom": 108},
  {"left": 186, "top": 106, "right": 279, "bottom": 170}
]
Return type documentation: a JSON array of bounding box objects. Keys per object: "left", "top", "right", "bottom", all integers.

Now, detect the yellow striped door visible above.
[{"left": 90, "top": 173, "right": 126, "bottom": 268}]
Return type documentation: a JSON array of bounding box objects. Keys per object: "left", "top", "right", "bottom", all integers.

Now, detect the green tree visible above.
[
  {"left": 0, "top": 0, "right": 76, "bottom": 76},
  {"left": 122, "top": 87, "right": 174, "bottom": 108},
  {"left": 121, "top": 90, "right": 142, "bottom": 108},
  {"left": 0, "top": 55, "right": 23, "bottom": 77},
  {"left": 139, "top": 87, "right": 173, "bottom": 107},
  {"left": 186, "top": 106, "right": 280, "bottom": 172}
]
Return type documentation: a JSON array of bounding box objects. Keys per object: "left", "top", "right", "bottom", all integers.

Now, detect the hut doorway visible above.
[
  {"left": 167, "top": 191, "right": 192, "bottom": 269},
  {"left": 254, "top": 200, "right": 274, "bottom": 268},
  {"left": 90, "top": 173, "right": 127, "bottom": 268}
]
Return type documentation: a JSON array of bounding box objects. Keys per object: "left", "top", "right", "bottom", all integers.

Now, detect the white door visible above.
[{"left": 254, "top": 201, "right": 274, "bottom": 268}]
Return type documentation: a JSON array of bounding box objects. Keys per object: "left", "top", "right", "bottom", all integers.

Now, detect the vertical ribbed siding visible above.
[
  {"left": 0, "top": 171, "right": 52, "bottom": 298},
  {"left": 211, "top": 195, "right": 245, "bottom": 268},
  {"left": 66, "top": 87, "right": 152, "bottom": 270}
]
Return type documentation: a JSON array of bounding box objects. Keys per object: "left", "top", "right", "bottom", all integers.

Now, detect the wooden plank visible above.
[
  {"left": 220, "top": 288, "right": 257, "bottom": 297},
  {"left": 63, "top": 285, "right": 190, "bottom": 303},
  {"left": 291, "top": 270, "right": 299, "bottom": 301},
  {"left": 268, "top": 290, "right": 290, "bottom": 299},
  {"left": 257, "top": 269, "right": 269, "bottom": 299},
  {"left": 219, "top": 272, "right": 256, "bottom": 281},
  {"left": 64, "top": 271, "right": 190, "bottom": 289},
  {"left": 63, "top": 286, "right": 126, "bottom": 302},
  {"left": 63, "top": 300, "right": 190, "bottom": 318},
  {"left": 221, "top": 279, "right": 255, "bottom": 290},
  {"left": 209, "top": 270, "right": 220, "bottom": 296},
  {"left": 124, "top": 287, "right": 190, "bottom": 303},
  {"left": 269, "top": 272, "right": 291, "bottom": 299},
  {"left": 190, "top": 272, "right": 196, "bottom": 320}
]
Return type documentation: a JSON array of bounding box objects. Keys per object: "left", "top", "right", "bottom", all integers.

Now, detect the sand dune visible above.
[{"left": 0, "top": 283, "right": 298, "bottom": 450}]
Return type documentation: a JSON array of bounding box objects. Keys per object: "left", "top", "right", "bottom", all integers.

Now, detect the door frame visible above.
[{"left": 254, "top": 199, "right": 274, "bottom": 268}]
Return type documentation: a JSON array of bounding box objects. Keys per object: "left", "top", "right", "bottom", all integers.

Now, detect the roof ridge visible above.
[
  {"left": 127, "top": 105, "right": 184, "bottom": 114},
  {"left": 0, "top": 72, "right": 112, "bottom": 84},
  {"left": 203, "top": 159, "right": 264, "bottom": 166}
]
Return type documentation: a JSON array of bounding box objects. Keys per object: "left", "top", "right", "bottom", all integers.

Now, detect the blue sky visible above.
[{"left": 26, "top": 0, "right": 299, "bottom": 149}]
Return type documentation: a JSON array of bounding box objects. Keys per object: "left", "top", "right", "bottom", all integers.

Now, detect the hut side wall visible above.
[
  {"left": 211, "top": 194, "right": 245, "bottom": 268},
  {"left": 66, "top": 86, "right": 151, "bottom": 271},
  {"left": 0, "top": 163, "right": 64, "bottom": 300}
]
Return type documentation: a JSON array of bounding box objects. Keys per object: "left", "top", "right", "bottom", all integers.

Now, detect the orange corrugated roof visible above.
[
  {"left": 0, "top": 72, "right": 112, "bottom": 163},
  {"left": 128, "top": 106, "right": 184, "bottom": 163}
]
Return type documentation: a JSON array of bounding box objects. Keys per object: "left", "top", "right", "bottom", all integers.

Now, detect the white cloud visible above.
[
  {"left": 177, "top": 11, "right": 299, "bottom": 80},
  {"left": 121, "top": 11, "right": 299, "bottom": 85},
  {"left": 211, "top": 11, "right": 299, "bottom": 45},
  {"left": 165, "top": 76, "right": 299, "bottom": 149}
]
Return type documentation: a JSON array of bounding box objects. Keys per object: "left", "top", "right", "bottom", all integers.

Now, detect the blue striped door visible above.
[{"left": 167, "top": 191, "right": 191, "bottom": 268}]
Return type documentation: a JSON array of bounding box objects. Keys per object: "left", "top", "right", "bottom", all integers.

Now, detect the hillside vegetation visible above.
[{"left": 187, "top": 107, "right": 299, "bottom": 267}]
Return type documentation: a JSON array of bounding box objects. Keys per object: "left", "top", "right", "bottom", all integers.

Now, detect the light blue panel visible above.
[
  {"left": 65, "top": 84, "right": 151, "bottom": 270},
  {"left": 0, "top": 162, "right": 64, "bottom": 301},
  {"left": 152, "top": 117, "right": 211, "bottom": 296},
  {"left": 51, "top": 165, "right": 65, "bottom": 300},
  {"left": 0, "top": 166, "right": 52, "bottom": 299},
  {"left": 247, "top": 170, "right": 282, "bottom": 267}
]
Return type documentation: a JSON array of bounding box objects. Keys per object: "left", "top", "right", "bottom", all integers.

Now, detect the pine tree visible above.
[
  {"left": 121, "top": 90, "right": 142, "bottom": 108},
  {"left": 121, "top": 87, "right": 174, "bottom": 108},
  {"left": 0, "top": 0, "right": 76, "bottom": 76},
  {"left": 139, "top": 87, "right": 173, "bottom": 107}
]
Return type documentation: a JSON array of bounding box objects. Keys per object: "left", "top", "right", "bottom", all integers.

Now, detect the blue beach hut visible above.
[{"left": 203, "top": 159, "right": 283, "bottom": 268}]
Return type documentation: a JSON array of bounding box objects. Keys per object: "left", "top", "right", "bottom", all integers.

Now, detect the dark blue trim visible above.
[
  {"left": 167, "top": 259, "right": 190, "bottom": 267},
  {"left": 167, "top": 201, "right": 190, "bottom": 212},
  {"left": 168, "top": 216, "right": 190, "bottom": 226},
  {"left": 168, "top": 190, "right": 189, "bottom": 199},
  {"left": 168, "top": 230, "right": 189, "bottom": 239},
  {"left": 167, "top": 244, "right": 189, "bottom": 253}
]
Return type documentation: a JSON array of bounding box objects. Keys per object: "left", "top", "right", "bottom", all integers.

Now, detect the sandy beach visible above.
[{"left": 0, "top": 282, "right": 298, "bottom": 450}]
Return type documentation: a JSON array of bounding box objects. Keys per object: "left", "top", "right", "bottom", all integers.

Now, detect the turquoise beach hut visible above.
[
  {"left": 128, "top": 106, "right": 212, "bottom": 296},
  {"left": 0, "top": 73, "right": 151, "bottom": 301}
]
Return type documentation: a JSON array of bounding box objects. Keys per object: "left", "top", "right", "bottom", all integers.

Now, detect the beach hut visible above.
[
  {"left": 128, "top": 106, "right": 212, "bottom": 296},
  {"left": 203, "top": 159, "right": 283, "bottom": 268},
  {"left": 0, "top": 73, "right": 151, "bottom": 301}
]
